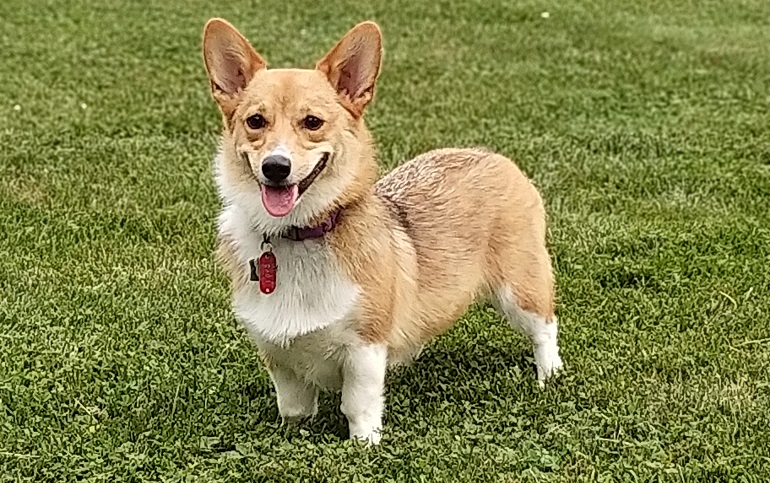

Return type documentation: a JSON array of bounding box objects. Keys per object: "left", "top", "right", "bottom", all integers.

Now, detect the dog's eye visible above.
[
  {"left": 302, "top": 115, "right": 324, "bottom": 131},
  {"left": 245, "top": 114, "right": 267, "bottom": 130}
]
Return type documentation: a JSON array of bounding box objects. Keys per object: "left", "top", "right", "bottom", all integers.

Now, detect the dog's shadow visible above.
[{"left": 299, "top": 339, "right": 536, "bottom": 440}]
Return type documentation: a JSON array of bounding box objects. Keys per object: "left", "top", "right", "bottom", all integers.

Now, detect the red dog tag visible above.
[{"left": 258, "top": 251, "right": 277, "bottom": 294}]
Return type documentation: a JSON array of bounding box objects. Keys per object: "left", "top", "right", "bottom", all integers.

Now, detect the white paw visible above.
[
  {"left": 278, "top": 402, "right": 317, "bottom": 424},
  {"left": 281, "top": 412, "right": 315, "bottom": 425},
  {"left": 535, "top": 342, "right": 564, "bottom": 387},
  {"left": 349, "top": 426, "right": 382, "bottom": 445}
]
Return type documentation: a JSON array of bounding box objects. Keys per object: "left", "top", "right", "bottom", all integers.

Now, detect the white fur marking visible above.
[
  {"left": 341, "top": 344, "right": 387, "bottom": 444},
  {"left": 265, "top": 144, "right": 292, "bottom": 160},
  {"left": 255, "top": 319, "right": 360, "bottom": 392},
  {"left": 495, "top": 287, "right": 563, "bottom": 386},
  {"left": 269, "top": 364, "right": 319, "bottom": 422},
  {"left": 220, "top": 205, "right": 360, "bottom": 346},
  {"left": 214, "top": 151, "right": 357, "bottom": 237}
]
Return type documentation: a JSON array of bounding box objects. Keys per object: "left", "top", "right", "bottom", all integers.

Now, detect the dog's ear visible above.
[
  {"left": 202, "top": 19, "right": 266, "bottom": 114},
  {"left": 316, "top": 22, "right": 382, "bottom": 118}
]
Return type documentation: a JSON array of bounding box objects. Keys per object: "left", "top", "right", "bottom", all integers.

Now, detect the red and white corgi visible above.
[{"left": 203, "top": 19, "right": 563, "bottom": 444}]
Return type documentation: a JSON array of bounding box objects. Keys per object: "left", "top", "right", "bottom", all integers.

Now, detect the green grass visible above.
[{"left": 2, "top": 0, "right": 770, "bottom": 481}]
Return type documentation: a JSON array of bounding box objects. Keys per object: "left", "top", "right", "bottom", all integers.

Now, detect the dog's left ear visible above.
[{"left": 316, "top": 22, "right": 383, "bottom": 118}]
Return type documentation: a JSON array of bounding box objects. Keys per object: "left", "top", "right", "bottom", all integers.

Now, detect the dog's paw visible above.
[
  {"left": 279, "top": 405, "right": 317, "bottom": 425},
  {"left": 281, "top": 413, "right": 314, "bottom": 425},
  {"left": 349, "top": 426, "right": 382, "bottom": 445},
  {"left": 535, "top": 343, "right": 564, "bottom": 388}
]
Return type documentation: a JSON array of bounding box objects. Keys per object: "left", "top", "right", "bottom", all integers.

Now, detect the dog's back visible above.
[{"left": 375, "top": 148, "right": 555, "bottom": 351}]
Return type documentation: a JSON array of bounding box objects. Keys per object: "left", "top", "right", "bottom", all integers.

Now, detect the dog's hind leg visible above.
[
  {"left": 493, "top": 285, "right": 563, "bottom": 386},
  {"left": 489, "top": 230, "right": 563, "bottom": 386}
]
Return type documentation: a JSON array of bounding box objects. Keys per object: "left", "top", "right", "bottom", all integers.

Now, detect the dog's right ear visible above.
[{"left": 202, "top": 19, "right": 266, "bottom": 114}]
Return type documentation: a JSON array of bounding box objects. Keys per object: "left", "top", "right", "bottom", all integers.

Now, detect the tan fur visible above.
[
  {"left": 204, "top": 19, "right": 556, "bottom": 373},
  {"left": 216, "top": 234, "right": 249, "bottom": 293},
  {"left": 215, "top": 68, "right": 378, "bottom": 207},
  {"left": 329, "top": 148, "right": 555, "bottom": 355}
]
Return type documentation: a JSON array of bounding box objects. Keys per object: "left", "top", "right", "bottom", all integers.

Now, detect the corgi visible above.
[{"left": 203, "top": 19, "right": 563, "bottom": 444}]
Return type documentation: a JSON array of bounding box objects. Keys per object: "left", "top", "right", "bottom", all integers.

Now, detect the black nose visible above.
[{"left": 261, "top": 155, "right": 291, "bottom": 183}]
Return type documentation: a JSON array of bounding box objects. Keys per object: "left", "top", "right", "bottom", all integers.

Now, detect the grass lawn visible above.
[{"left": 2, "top": 0, "right": 770, "bottom": 480}]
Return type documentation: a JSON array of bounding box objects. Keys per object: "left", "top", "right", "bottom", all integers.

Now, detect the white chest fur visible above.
[
  {"left": 255, "top": 320, "right": 361, "bottom": 391},
  {"left": 219, "top": 205, "right": 361, "bottom": 347}
]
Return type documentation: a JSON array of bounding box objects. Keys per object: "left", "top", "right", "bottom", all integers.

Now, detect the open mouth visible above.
[{"left": 260, "top": 152, "right": 330, "bottom": 218}]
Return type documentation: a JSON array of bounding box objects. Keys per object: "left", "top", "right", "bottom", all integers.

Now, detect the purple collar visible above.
[{"left": 282, "top": 208, "right": 342, "bottom": 241}]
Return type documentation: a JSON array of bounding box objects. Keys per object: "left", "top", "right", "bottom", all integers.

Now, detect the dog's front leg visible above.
[
  {"left": 268, "top": 364, "right": 319, "bottom": 423},
  {"left": 340, "top": 343, "right": 387, "bottom": 444}
]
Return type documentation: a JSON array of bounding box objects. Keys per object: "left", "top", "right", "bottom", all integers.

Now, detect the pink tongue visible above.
[{"left": 261, "top": 184, "right": 299, "bottom": 217}]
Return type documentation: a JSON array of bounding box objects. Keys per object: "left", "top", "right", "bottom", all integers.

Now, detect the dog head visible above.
[{"left": 203, "top": 19, "right": 382, "bottom": 233}]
